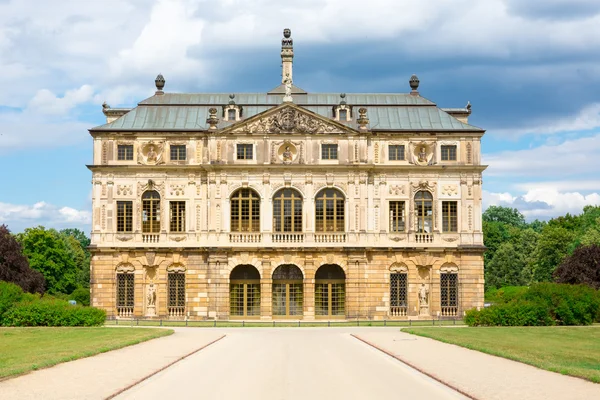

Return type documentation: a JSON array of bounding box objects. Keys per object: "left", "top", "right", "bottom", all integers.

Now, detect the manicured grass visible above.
[
  {"left": 403, "top": 326, "right": 600, "bottom": 383},
  {"left": 104, "top": 319, "right": 464, "bottom": 328},
  {"left": 0, "top": 327, "right": 173, "bottom": 379}
]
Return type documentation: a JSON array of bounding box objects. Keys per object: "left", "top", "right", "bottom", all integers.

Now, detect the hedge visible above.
[
  {"left": 0, "top": 281, "right": 24, "bottom": 318},
  {"left": 2, "top": 300, "right": 106, "bottom": 327},
  {"left": 468, "top": 283, "right": 600, "bottom": 326}
]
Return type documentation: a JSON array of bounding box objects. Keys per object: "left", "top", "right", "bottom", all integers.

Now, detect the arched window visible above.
[
  {"left": 229, "top": 265, "right": 261, "bottom": 318},
  {"left": 315, "top": 264, "right": 345, "bottom": 318},
  {"left": 273, "top": 189, "right": 303, "bottom": 232},
  {"left": 230, "top": 189, "right": 260, "bottom": 232},
  {"left": 315, "top": 188, "right": 345, "bottom": 232},
  {"left": 142, "top": 190, "right": 161, "bottom": 233},
  {"left": 272, "top": 264, "right": 303, "bottom": 317},
  {"left": 415, "top": 191, "right": 433, "bottom": 233}
]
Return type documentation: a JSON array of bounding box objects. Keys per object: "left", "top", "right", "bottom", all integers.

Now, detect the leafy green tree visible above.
[
  {"left": 483, "top": 206, "right": 526, "bottom": 227},
  {"left": 16, "top": 226, "right": 78, "bottom": 295},
  {"left": 60, "top": 229, "right": 91, "bottom": 288},
  {"left": 527, "top": 219, "right": 546, "bottom": 233},
  {"left": 0, "top": 225, "right": 45, "bottom": 294},
  {"left": 531, "top": 225, "right": 575, "bottom": 283},
  {"left": 579, "top": 227, "right": 600, "bottom": 247},
  {"left": 554, "top": 245, "right": 600, "bottom": 290},
  {"left": 485, "top": 242, "right": 527, "bottom": 289},
  {"left": 483, "top": 220, "right": 510, "bottom": 264},
  {"left": 59, "top": 228, "right": 90, "bottom": 250}
]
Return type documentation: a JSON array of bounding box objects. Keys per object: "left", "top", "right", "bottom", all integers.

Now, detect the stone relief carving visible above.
[
  {"left": 466, "top": 142, "right": 472, "bottom": 164},
  {"left": 230, "top": 106, "right": 346, "bottom": 134},
  {"left": 468, "top": 205, "right": 473, "bottom": 230},
  {"left": 116, "top": 185, "right": 133, "bottom": 196},
  {"left": 137, "top": 142, "right": 165, "bottom": 165},
  {"left": 441, "top": 185, "right": 458, "bottom": 196},
  {"left": 390, "top": 236, "right": 405, "bottom": 242},
  {"left": 170, "top": 184, "right": 185, "bottom": 196},
  {"left": 389, "top": 185, "right": 405, "bottom": 196},
  {"left": 409, "top": 141, "right": 436, "bottom": 166},
  {"left": 101, "top": 141, "right": 108, "bottom": 165},
  {"left": 170, "top": 236, "right": 186, "bottom": 242},
  {"left": 101, "top": 205, "right": 106, "bottom": 230},
  {"left": 116, "top": 235, "right": 133, "bottom": 241},
  {"left": 443, "top": 236, "right": 459, "bottom": 242}
]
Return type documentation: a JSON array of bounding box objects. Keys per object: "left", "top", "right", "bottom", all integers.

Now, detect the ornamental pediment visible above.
[{"left": 223, "top": 104, "right": 354, "bottom": 135}]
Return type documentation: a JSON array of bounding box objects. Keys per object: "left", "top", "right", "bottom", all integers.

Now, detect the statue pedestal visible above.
[
  {"left": 146, "top": 305, "right": 156, "bottom": 317},
  {"left": 419, "top": 305, "right": 429, "bottom": 316}
]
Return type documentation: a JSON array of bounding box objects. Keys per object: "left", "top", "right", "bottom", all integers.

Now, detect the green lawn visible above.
[
  {"left": 403, "top": 326, "right": 600, "bottom": 383},
  {"left": 0, "top": 327, "right": 173, "bottom": 379}
]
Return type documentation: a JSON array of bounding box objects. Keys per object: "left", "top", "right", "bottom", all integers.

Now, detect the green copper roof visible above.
[{"left": 92, "top": 92, "right": 482, "bottom": 132}]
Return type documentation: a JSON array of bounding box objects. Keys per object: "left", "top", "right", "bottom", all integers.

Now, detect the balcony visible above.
[
  {"left": 314, "top": 233, "right": 346, "bottom": 243},
  {"left": 229, "top": 233, "right": 262, "bottom": 243},
  {"left": 142, "top": 234, "right": 160, "bottom": 243},
  {"left": 272, "top": 233, "right": 305, "bottom": 243},
  {"left": 415, "top": 233, "right": 434, "bottom": 244}
]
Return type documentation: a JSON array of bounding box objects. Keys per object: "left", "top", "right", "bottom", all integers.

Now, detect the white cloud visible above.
[
  {"left": 483, "top": 189, "right": 600, "bottom": 220},
  {"left": 28, "top": 85, "right": 96, "bottom": 115},
  {"left": 0, "top": 201, "right": 91, "bottom": 232}
]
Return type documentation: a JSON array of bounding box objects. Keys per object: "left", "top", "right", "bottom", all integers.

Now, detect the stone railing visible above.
[
  {"left": 117, "top": 306, "right": 134, "bottom": 318},
  {"left": 229, "top": 233, "right": 262, "bottom": 243},
  {"left": 142, "top": 234, "right": 160, "bottom": 243},
  {"left": 441, "top": 306, "right": 458, "bottom": 317},
  {"left": 390, "top": 306, "right": 407, "bottom": 317},
  {"left": 272, "top": 233, "right": 305, "bottom": 243},
  {"left": 314, "top": 233, "right": 346, "bottom": 243},
  {"left": 168, "top": 306, "right": 186, "bottom": 318},
  {"left": 415, "top": 233, "right": 434, "bottom": 244}
]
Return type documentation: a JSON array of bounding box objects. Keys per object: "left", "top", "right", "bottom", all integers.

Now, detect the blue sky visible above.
[{"left": 1, "top": 0, "right": 599, "bottom": 233}]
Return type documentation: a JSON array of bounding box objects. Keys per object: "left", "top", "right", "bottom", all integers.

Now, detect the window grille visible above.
[
  {"left": 116, "top": 201, "right": 133, "bottom": 232},
  {"left": 390, "top": 273, "right": 408, "bottom": 316},
  {"left": 168, "top": 272, "right": 185, "bottom": 317},
  {"left": 117, "top": 145, "right": 134, "bottom": 161},
  {"left": 237, "top": 144, "right": 253, "bottom": 160},
  {"left": 170, "top": 201, "right": 185, "bottom": 232},
  {"left": 315, "top": 189, "right": 345, "bottom": 232},
  {"left": 273, "top": 189, "right": 302, "bottom": 232},
  {"left": 170, "top": 145, "right": 186, "bottom": 161},
  {"left": 442, "top": 201, "right": 458, "bottom": 232},
  {"left": 321, "top": 144, "right": 338, "bottom": 160},
  {"left": 441, "top": 145, "right": 457, "bottom": 161},
  {"left": 116, "top": 273, "right": 134, "bottom": 317},
  {"left": 441, "top": 273, "right": 458, "bottom": 316},
  {"left": 142, "top": 191, "right": 160, "bottom": 233},
  {"left": 272, "top": 265, "right": 303, "bottom": 317},
  {"left": 230, "top": 189, "right": 260, "bottom": 232},
  {"left": 389, "top": 201, "right": 405, "bottom": 232},
  {"left": 389, "top": 145, "right": 405, "bottom": 161}
]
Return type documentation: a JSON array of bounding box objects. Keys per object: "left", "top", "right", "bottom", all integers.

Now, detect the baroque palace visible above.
[{"left": 89, "top": 29, "right": 486, "bottom": 320}]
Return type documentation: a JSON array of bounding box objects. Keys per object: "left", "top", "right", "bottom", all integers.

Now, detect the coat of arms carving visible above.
[{"left": 230, "top": 106, "right": 346, "bottom": 134}]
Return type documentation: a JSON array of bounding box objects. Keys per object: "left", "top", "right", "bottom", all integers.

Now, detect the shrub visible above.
[
  {"left": 2, "top": 300, "right": 105, "bottom": 327},
  {"left": 0, "top": 281, "right": 24, "bottom": 318},
  {"left": 465, "top": 302, "right": 553, "bottom": 327},
  {"left": 485, "top": 286, "right": 529, "bottom": 304},
  {"left": 69, "top": 287, "right": 90, "bottom": 306},
  {"left": 523, "top": 283, "right": 600, "bottom": 325}
]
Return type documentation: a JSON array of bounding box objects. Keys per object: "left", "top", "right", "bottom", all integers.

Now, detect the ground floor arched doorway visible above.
[
  {"left": 272, "top": 264, "right": 303, "bottom": 318},
  {"left": 229, "top": 265, "right": 261, "bottom": 318},
  {"left": 315, "top": 264, "right": 345, "bottom": 318}
]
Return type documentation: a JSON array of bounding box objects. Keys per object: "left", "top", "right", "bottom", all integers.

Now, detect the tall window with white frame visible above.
[
  {"left": 440, "top": 272, "right": 459, "bottom": 316},
  {"left": 321, "top": 144, "right": 338, "bottom": 160},
  {"left": 389, "top": 145, "right": 405, "bottom": 161},
  {"left": 142, "top": 191, "right": 161, "bottom": 234},
  {"left": 414, "top": 191, "right": 433, "bottom": 234},
  {"left": 273, "top": 189, "right": 303, "bottom": 233},
  {"left": 230, "top": 189, "right": 260, "bottom": 232},
  {"left": 237, "top": 144, "right": 253, "bottom": 160},
  {"left": 315, "top": 188, "right": 345, "bottom": 232},
  {"left": 390, "top": 271, "right": 408, "bottom": 317},
  {"left": 441, "top": 145, "right": 457, "bottom": 161},
  {"left": 116, "top": 201, "right": 133, "bottom": 232},
  {"left": 442, "top": 201, "right": 458, "bottom": 232},
  {"left": 170, "top": 201, "right": 185, "bottom": 232},
  {"left": 389, "top": 201, "right": 405, "bottom": 232},
  {"left": 168, "top": 271, "right": 185, "bottom": 318},
  {"left": 117, "top": 144, "right": 134, "bottom": 161},
  {"left": 116, "top": 272, "right": 134, "bottom": 318}
]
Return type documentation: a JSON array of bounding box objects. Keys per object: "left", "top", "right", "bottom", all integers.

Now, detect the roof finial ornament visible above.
[
  {"left": 357, "top": 107, "right": 370, "bottom": 132},
  {"left": 155, "top": 73, "right": 165, "bottom": 94},
  {"left": 466, "top": 101, "right": 472, "bottom": 111},
  {"left": 281, "top": 28, "right": 294, "bottom": 85},
  {"left": 409, "top": 74, "right": 420, "bottom": 95},
  {"left": 229, "top": 94, "right": 236, "bottom": 105},
  {"left": 206, "top": 107, "right": 219, "bottom": 130},
  {"left": 340, "top": 93, "right": 346, "bottom": 105},
  {"left": 283, "top": 73, "right": 293, "bottom": 103}
]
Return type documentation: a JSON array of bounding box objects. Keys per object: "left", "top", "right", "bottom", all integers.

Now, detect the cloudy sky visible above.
[{"left": 1, "top": 0, "right": 599, "bottom": 233}]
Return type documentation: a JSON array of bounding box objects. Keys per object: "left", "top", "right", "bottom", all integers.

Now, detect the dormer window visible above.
[
  {"left": 228, "top": 109, "right": 236, "bottom": 121},
  {"left": 339, "top": 109, "right": 347, "bottom": 120}
]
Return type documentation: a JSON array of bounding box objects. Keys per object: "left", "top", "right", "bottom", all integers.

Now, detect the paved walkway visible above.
[
  {"left": 115, "top": 328, "right": 466, "bottom": 400},
  {"left": 0, "top": 328, "right": 224, "bottom": 400},
  {"left": 355, "top": 329, "right": 600, "bottom": 400}
]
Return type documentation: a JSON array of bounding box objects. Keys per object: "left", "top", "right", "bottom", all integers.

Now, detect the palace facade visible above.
[{"left": 89, "top": 29, "right": 486, "bottom": 320}]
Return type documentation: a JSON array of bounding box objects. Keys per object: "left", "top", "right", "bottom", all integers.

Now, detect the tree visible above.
[
  {"left": 60, "top": 232, "right": 90, "bottom": 288},
  {"left": 483, "top": 206, "right": 526, "bottom": 227},
  {"left": 531, "top": 225, "right": 575, "bottom": 283},
  {"left": 483, "top": 220, "right": 510, "bottom": 264},
  {"left": 16, "top": 226, "right": 78, "bottom": 294},
  {"left": 0, "top": 225, "right": 45, "bottom": 293},
  {"left": 554, "top": 245, "right": 600, "bottom": 289},
  {"left": 59, "top": 228, "right": 90, "bottom": 250},
  {"left": 485, "top": 242, "right": 527, "bottom": 289}
]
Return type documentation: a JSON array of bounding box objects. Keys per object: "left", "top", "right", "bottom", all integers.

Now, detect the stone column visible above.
[
  {"left": 261, "top": 255, "right": 272, "bottom": 320},
  {"left": 303, "top": 255, "right": 315, "bottom": 320}
]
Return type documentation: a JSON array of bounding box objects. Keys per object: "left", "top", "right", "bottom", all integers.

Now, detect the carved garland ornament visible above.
[{"left": 230, "top": 107, "right": 346, "bottom": 134}]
